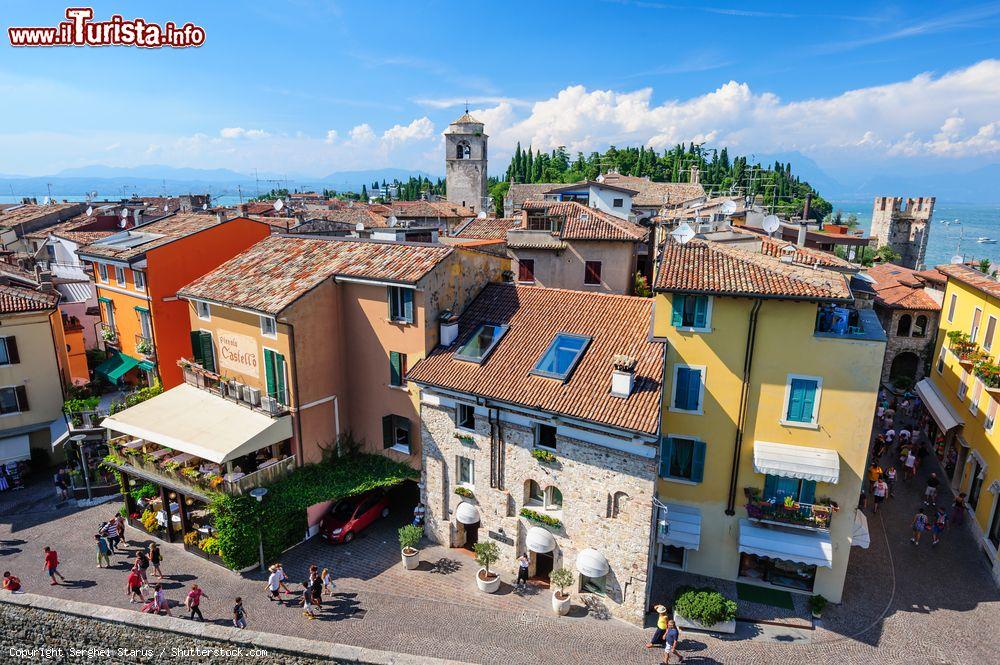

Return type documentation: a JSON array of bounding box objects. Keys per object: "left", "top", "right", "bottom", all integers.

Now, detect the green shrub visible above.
[
  {"left": 550, "top": 567, "right": 574, "bottom": 596},
  {"left": 63, "top": 396, "right": 100, "bottom": 414},
  {"left": 474, "top": 541, "right": 500, "bottom": 576},
  {"left": 531, "top": 449, "right": 557, "bottom": 464},
  {"left": 520, "top": 508, "right": 562, "bottom": 529},
  {"left": 674, "top": 587, "right": 736, "bottom": 626},
  {"left": 454, "top": 486, "right": 474, "bottom": 498},
  {"left": 809, "top": 594, "right": 828, "bottom": 615},
  {"left": 398, "top": 524, "right": 423, "bottom": 552}
]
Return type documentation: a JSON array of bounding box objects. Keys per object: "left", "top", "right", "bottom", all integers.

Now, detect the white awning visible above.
[
  {"left": 0, "top": 435, "right": 30, "bottom": 466},
  {"left": 526, "top": 526, "right": 556, "bottom": 554},
  {"left": 575, "top": 548, "right": 610, "bottom": 578},
  {"left": 754, "top": 440, "right": 840, "bottom": 484},
  {"left": 915, "top": 378, "right": 964, "bottom": 433},
  {"left": 658, "top": 503, "right": 702, "bottom": 551},
  {"left": 454, "top": 501, "right": 480, "bottom": 525},
  {"left": 852, "top": 510, "right": 870, "bottom": 549},
  {"left": 738, "top": 519, "right": 833, "bottom": 568},
  {"left": 101, "top": 383, "right": 292, "bottom": 464}
]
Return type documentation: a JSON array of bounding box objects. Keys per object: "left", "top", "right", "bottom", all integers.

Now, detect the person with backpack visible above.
[
  {"left": 911, "top": 508, "right": 929, "bottom": 545},
  {"left": 95, "top": 533, "right": 112, "bottom": 568},
  {"left": 931, "top": 508, "right": 948, "bottom": 546}
]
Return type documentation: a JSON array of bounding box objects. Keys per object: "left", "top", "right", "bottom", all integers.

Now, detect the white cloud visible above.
[
  {"left": 348, "top": 123, "right": 376, "bottom": 143},
  {"left": 413, "top": 96, "right": 532, "bottom": 110},
  {"left": 324, "top": 129, "right": 339, "bottom": 143},
  {"left": 382, "top": 117, "right": 434, "bottom": 144},
  {"left": 219, "top": 127, "right": 270, "bottom": 139}
]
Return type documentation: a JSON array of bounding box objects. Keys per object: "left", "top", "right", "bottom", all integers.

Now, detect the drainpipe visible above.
[
  {"left": 284, "top": 319, "right": 305, "bottom": 467},
  {"left": 726, "top": 299, "right": 762, "bottom": 515},
  {"left": 488, "top": 406, "right": 500, "bottom": 490}
]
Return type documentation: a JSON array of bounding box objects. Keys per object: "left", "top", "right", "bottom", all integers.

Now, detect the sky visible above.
[{"left": 1, "top": 1, "right": 998, "bottom": 181}]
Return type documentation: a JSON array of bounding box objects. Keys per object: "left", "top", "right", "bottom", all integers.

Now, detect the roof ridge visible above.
[{"left": 709, "top": 240, "right": 847, "bottom": 292}]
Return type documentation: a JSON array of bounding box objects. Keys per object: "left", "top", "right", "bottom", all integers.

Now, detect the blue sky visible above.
[{"left": 1, "top": 1, "right": 998, "bottom": 179}]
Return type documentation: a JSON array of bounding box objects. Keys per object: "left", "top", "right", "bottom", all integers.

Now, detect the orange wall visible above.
[
  {"left": 145, "top": 217, "right": 272, "bottom": 387},
  {"left": 93, "top": 271, "right": 152, "bottom": 362}
]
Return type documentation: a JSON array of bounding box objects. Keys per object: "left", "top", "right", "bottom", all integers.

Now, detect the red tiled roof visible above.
[
  {"left": 755, "top": 234, "right": 855, "bottom": 269},
  {"left": 936, "top": 263, "right": 1000, "bottom": 301},
  {"left": 522, "top": 200, "right": 646, "bottom": 242},
  {"left": 23, "top": 213, "right": 118, "bottom": 244},
  {"left": 77, "top": 213, "right": 238, "bottom": 262},
  {"left": 597, "top": 174, "right": 706, "bottom": 207},
  {"left": 0, "top": 284, "right": 58, "bottom": 314},
  {"left": 390, "top": 200, "right": 475, "bottom": 219},
  {"left": 407, "top": 283, "right": 663, "bottom": 435},
  {"left": 0, "top": 203, "right": 82, "bottom": 230},
  {"left": 866, "top": 263, "right": 941, "bottom": 311},
  {"left": 453, "top": 215, "right": 523, "bottom": 240},
  {"left": 305, "top": 207, "right": 390, "bottom": 228},
  {"left": 655, "top": 238, "right": 852, "bottom": 301},
  {"left": 178, "top": 235, "right": 454, "bottom": 315}
]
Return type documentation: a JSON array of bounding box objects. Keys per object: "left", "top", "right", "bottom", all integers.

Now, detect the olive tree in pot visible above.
[
  {"left": 474, "top": 541, "right": 501, "bottom": 593},
  {"left": 398, "top": 524, "right": 423, "bottom": 570},
  {"left": 549, "top": 567, "right": 574, "bottom": 615}
]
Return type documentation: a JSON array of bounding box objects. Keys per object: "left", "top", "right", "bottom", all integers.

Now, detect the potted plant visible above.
[
  {"left": 136, "top": 339, "right": 153, "bottom": 355},
  {"left": 531, "top": 448, "right": 557, "bottom": 464},
  {"left": 549, "top": 567, "right": 574, "bottom": 615},
  {"left": 398, "top": 524, "right": 422, "bottom": 570},
  {"left": 673, "top": 586, "right": 737, "bottom": 634},
  {"left": 454, "top": 486, "right": 474, "bottom": 499},
  {"left": 473, "top": 541, "right": 501, "bottom": 593},
  {"left": 100, "top": 327, "right": 117, "bottom": 343},
  {"left": 809, "top": 594, "right": 828, "bottom": 619}
]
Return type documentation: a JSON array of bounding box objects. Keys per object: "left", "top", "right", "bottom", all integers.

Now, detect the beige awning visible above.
[
  {"left": 101, "top": 383, "right": 292, "bottom": 464},
  {"left": 915, "top": 378, "right": 964, "bottom": 433}
]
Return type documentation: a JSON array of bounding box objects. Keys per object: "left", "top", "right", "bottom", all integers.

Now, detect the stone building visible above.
[
  {"left": 866, "top": 263, "right": 945, "bottom": 387},
  {"left": 870, "top": 196, "right": 935, "bottom": 270},
  {"left": 444, "top": 112, "right": 488, "bottom": 214},
  {"left": 407, "top": 284, "right": 664, "bottom": 624}
]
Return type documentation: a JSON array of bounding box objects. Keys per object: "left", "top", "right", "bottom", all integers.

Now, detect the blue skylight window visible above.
[
  {"left": 455, "top": 323, "right": 508, "bottom": 363},
  {"left": 531, "top": 333, "right": 591, "bottom": 380}
]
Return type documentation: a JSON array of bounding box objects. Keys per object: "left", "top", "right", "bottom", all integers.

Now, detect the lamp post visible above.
[
  {"left": 249, "top": 487, "right": 268, "bottom": 572},
  {"left": 70, "top": 434, "right": 91, "bottom": 501}
]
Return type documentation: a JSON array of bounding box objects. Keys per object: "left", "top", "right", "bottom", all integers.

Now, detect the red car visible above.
[{"left": 319, "top": 491, "right": 391, "bottom": 543}]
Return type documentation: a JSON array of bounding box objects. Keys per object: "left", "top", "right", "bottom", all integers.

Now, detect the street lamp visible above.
[
  {"left": 70, "top": 434, "right": 91, "bottom": 501},
  {"left": 249, "top": 487, "right": 268, "bottom": 572}
]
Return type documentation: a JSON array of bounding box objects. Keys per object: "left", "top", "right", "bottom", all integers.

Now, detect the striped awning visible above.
[
  {"left": 657, "top": 503, "right": 702, "bottom": 550},
  {"left": 754, "top": 441, "right": 840, "bottom": 484},
  {"left": 739, "top": 519, "right": 833, "bottom": 568}
]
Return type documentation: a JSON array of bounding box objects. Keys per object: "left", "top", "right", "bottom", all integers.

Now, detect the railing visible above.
[
  {"left": 744, "top": 496, "right": 834, "bottom": 531},
  {"left": 135, "top": 333, "right": 155, "bottom": 358},
  {"left": 225, "top": 455, "right": 296, "bottom": 495},
  {"left": 66, "top": 408, "right": 109, "bottom": 431},
  {"left": 179, "top": 359, "right": 288, "bottom": 417},
  {"left": 99, "top": 322, "right": 119, "bottom": 345}
]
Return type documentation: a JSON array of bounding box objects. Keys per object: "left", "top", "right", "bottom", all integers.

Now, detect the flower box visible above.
[{"left": 674, "top": 611, "right": 737, "bottom": 634}]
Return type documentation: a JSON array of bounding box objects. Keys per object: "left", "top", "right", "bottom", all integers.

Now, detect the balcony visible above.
[
  {"left": 814, "top": 306, "right": 886, "bottom": 342},
  {"left": 107, "top": 435, "right": 295, "bottom": 497},
  {"left": 135, "top": 333, "right": 155, "bottom": 359},
  {"left": 743, "top": 488, "right": 837, "bottom": 532},
  {"left": 178, "top": 358, "right": 288, "bottom": 417},
  {"left": 99, "top": 322, "right": 120, "bottom": 346}
]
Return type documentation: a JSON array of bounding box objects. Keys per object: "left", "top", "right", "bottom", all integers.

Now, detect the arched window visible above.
[
  {"left": 546, "top": 485, "right": 563, "bottom": 510},
  {"left": 913, "top": 315, "right": 928, "bottom": 338},
  {"left": 610, "top": 491, "right": 629, "bottom": 518},
  {"left": 896, "top": 314, "right": 912, "bottom": 337},
  {"left": 456, "top": 141, "right": 471, "bottom": 159},
  {"left": 525, "top": 479, "right": 544, "bottom": 506}
]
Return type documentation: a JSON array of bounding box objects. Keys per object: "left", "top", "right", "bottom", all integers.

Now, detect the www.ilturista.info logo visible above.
[{"left": 7, "top": 7, "right": 205, "bottom": 48}]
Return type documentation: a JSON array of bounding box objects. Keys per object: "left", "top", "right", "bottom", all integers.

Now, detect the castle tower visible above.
[
  {"left": 870, "top": 196, "right": 935, "bottom": 269},
  {"left": 444, "top": 111, "right": 488, "bottom": 213}
]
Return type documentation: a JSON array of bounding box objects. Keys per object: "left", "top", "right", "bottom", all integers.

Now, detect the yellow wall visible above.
[
  {"left": 654, "top": 293, "right": 883, "bottom": 602},
  {"left": 930, "top": 278, "right": 1000, "bottom": 560}
]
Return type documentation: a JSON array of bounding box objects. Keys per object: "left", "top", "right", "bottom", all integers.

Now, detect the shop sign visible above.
[
  {"left": 488, "top": 530, "right": 513, "bottom": 546},
  {"left": 217, "top": 329, "right": 259, "bottom": 378}
]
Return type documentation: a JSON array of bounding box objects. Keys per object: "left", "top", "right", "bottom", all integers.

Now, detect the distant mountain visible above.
[
  {"left": 320, "top": 168, "right": 438, "bottom": 192},
  {"left": 834, "top": 163, "right": 1000, "bottom": 204},
  {"left": 54, "top": 164, "right": 253, "bottom": 182},
  {"left": 748, "top": 151, "right": 846, "bottom": 198}
]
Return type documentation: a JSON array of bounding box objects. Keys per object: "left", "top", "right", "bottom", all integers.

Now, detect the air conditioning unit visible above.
[
  {"left": 260, "top": 396, "right": 278, "bottom": 414},
  {"left": 228, "top": 380, "right": 243, "bottom": 401},
  {"left": 243, "top": 387, "right": 261, "bottom": 406}
]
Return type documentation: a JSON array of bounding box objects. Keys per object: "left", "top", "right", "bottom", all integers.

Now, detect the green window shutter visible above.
[
  {"left": 199, "top": 332, "right": 215, "bottom": 373},
  {"left": 658, "top": 437, "right": 672, "bottom": 478},
  {"left": 274, "top": 353, "right": 287, "bottom": 404},
  {"left": 799, "top": 480, "right": 816, "bottom": 505},
  {"left": 799, "top": 381, "right": 816, "bottom": 422},
  {"left": 402, "top": 289, "right": 414, "bottom": 323},
  {"left": 264, "top": 349, "right": 276, "bottom": 399},
  {"left": 786, "top": 381, "right": 805, "bottom": 421},
  {"left": 389, "top": 352, "right": 402, "bottom": 386},
  {"left": 674, "top": 368, "right": 691, "bottom": 410},
  {"left": 386, "top": 287, "right": 394, "bottom": 319},
  {"left": 763, "top": 474, "right": 778, "bottom": 501},
  {"left": 787, "top": 379, "right": 817, "bottom": 422},
  {"left": 190, "top": 331, "right": 204, "bottom": 365},
  {"left": 671, "top": 295, "right": 685, "bottom": 327},
  {"left": 382, "top": 415, "right": 393, "bottom": 449},
  {"left": 691, "top": 440, "right": 706, "bottom": 483},
  {"left": 693, "top": 297, "right": 708, "bottom": 328},
  {"left": 14, "top": 385, "right": 29, "bottom": 412},
  {"left": 686, "top": 368, "right": 701, "bottom": 411}
]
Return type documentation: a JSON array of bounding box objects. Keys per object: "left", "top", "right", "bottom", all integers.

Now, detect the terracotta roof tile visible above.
[
  {"left": 179, "top": 235, "right": 454, "bottom": 315},
  {"left": 390, "top": 200, "right": 475, "bottom": 219},
  {"left": 936, "top": 263, "right": 1000, "bottom": 301},
  {"left": 755, "top": 234, "right": 855, "bottom": 269},
  {"left": 77, "top": 213, "right": 232, "bottom": 262},
  {"left": 598, "top": 174, "right": 706, "bottom": 207},
  {"left": 407, "top": 283, "right": 663, "bottom": 435},
  {"left": 0, "top": 284, "right": 58, "bottom": 314},
  {"left": 23, "top": 212, "right": 118, "bottom": 244},
  {"left": 0, "top": 203, "right": 82, "bottom": 230},
  {"left": 453, "top": 215, "right": 523, "bottom": 240},
  {"left": 522, "top": 200, "right": 646, "bottom": 242},
  {"left": 865, "top": 263, "right": 942, "bottom": 311}
]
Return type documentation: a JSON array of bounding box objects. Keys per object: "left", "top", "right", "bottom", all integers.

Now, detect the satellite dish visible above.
[
  {"left": 273, "top": 199, "right": 284, "bottom": 212},
  {"left": 477, "top": 210, "right": 487, "bottom": 219},
  {"left": 86, "top": 206, "right": 93, "bottom": 217},
  {"left": 721, "top": 200, "right": 737, "bottom": 216},
  {"left": 202, "top": 203, "right": 208, "bottom": 210},
  {"left": 119, "top": 218, "right": 128, "bottom": 228},
  {"left": 121, "top": 209, "right": 129, "bottom": 219},
  {"left": 671, "top": 222, "right": 696, "bottom": 245},
  {"left": 388, "top": 215, "right": 399, "bottom": 228},
  {"left": 355, "top": 222, "right": 365, "bottom": 231},
  {"left": 762, "top": 214, "right": 780, "bottom": 234},
  {"left": 42, "top": 196, "right": 50, "bottom": 205},
  {"left": 951, "top": 255, "right": 965, "bottom": 264},
  {"left": 163, "top": 204, "right": 169, "bottom": 212}
]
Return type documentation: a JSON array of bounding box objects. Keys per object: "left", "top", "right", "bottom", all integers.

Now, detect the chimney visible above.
[
  {"left": 439, "top": 310, "right": 459, "bottom": 347},
  {"left": 689, "top": 165, "right": 700, "bottom": 185},
  {"left": 610, "top": 354, "right": 637, "bottom": 399},
  {"left": 35, "top": 267, "right": 55, "bottom": 293},
  {"left": 797, "top": 223, "right": 808, "bottom": 248},
  {"left": 802, "top": 192, "right": 812, "bottom": 221}
]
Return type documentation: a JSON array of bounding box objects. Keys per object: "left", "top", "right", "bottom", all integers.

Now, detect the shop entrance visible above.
[
  {"left": 531, "top": 551, "right": 553, "bottom": 585},
  {"left": 462, "top": 521, "right": 480, "bottom": 551}
]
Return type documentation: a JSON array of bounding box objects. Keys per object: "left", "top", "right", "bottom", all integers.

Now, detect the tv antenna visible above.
[{"left": 670, "top": 222, "right": 695, "bottom": 245}]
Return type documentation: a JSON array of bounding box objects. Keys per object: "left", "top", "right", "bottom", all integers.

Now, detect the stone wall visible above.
[
  {"left": 419, "top": 394, "right": 657, "bottom": 625},
  {"left": 0, "top": 593, "right": 457, "bottom": 665},
  {"left": 877, "top": 307, "right": 938, "bottom": 385}
]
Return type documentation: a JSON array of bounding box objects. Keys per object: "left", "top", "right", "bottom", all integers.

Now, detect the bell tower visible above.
[{"left": 444, "top": 109, "right": 488, "bottom": 213}]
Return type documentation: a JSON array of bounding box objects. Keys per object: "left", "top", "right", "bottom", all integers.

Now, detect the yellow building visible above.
[
  {"left": 924, "top": 263, "right": 1000, "bottom": 582},
  {"left": 650, "top": 234, "right": 885, "bottom": 603}
]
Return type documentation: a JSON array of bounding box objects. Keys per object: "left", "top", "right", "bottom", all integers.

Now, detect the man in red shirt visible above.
[
  {"left": 42, "top": 546, "right": 65, "bottom": 585},
  {"left": 126, "top": 568, "right": 144, "bottom": 603}
]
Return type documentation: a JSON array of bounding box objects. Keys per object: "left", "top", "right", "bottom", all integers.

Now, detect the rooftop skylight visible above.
[
  {"left": 454, "top": 323, "right": 508, "bottom": 363},
  {"left": 531, "top": 333, "right": 591, "bottom": 381}
]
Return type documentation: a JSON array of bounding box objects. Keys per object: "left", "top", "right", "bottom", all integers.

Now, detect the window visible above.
[
  {"left": 137, "top": 308, "right": 153, "bottom": 343},
  {"left": 526, "top": 479, "right": 544, "bottom": 505},
  {"left": 531, "top": 333, "right": 590, "bottom": 380},
  {"left": 913, "top": 315, "right": 929, "bottom": 338},
  {"left": 263, "top": 348, "right": 288, "bottom": 405},
  {"left": 739, "top": 553, "right": 816, "bottom": 592},
  {"left": 455, "top": 323, "right": 508, "bottom": 363},
  {"left": 535, "top": 423, "right": 557, "bottom": 451},
  {"left": 988, "top": 496, "right": 1000, "bottom": 550},
  {"left": 659, "top": 436, "right": 706, "bottom": 482},
  {"left": 101, "top": 298, "right": 116, "bottom": 332},
  {"left": 937, "top": 346, "right": 946, "bottom": 374},
  {"left": 389, "top": 351, "right": 407, "bottom": 387},
  {"left": 115, "top": 266, "right": 126, "bottom": 287},
  {"left": 0, "top": 337, "right": 19, "bottom": 366},
  {"left": 610, "top": 491, "right": 629, "bottom": 518},
  {"left": 783, "top": 376, "right": 821, "bottom": 426},
  {"left": 671, "top": 294, "right": 711, "bottom": 330},
  {"left": 986, "top": 399, "right": 998, "bottom": 432},
  {"left": 763, "top": 475, "right": 816, "bottom": 504},
  {"left": 896, "top": 314, "right": 912, "bottom": 337},
  {"left": 456, "top": 403, "right": 475, "bottom": 430},
  {"left": 985, "top": 316, "right": 998, "bottom": 351},
  {"left": 612, "top": 197, "right": 624, "bottom": 208},
  {"left": 260, "top": 315, "right": 277, "bottom": 338},
  {"left": 382, "top": 414, "right": 411, "bottom": 453},
  {"left": 580, "top": 573, "right": 606, "bottom": 595},
  {"left": 457, "top": 456, "right": 474, "bottom": 486},
  {"left": 456, "top": 140, "right": 471, "bottom": 159},
  {"left": 97, "top": 263, "right": 108, "bottom": 282},
  {"left": 947, "top": 293, "right": 957, "bottom": 322},
  {"left": 584, "top": 261, "right": 602, "bottom": 285},
  {"left": 968, "top": 459, "right": 984, "bottom": 511},
  {"left": 958, "top": 368, "right": 969, "bottom": 402},
  {"left": 387, "top": 286, "right": 414, "bottom": 323},
  {"left": 195, "top": 300, "right": 211, "bottom": 321},
  {"left": 971, "top": 307, "right": 983, "bottom": 342},
  {"left": 190, "top": 331, "right": 216, "bottom": 373},
  {"left": 517, "top": 259, "right": 535, "bottom": 283},
  {"left": 133, "top": 270, "right": 145, "bottom": 291},
  {"left": 0, "top": 386, "right": 28, "bottom": 415},
  {"left": 970, "top": 379, "right": 984, "bottom": 414},
  {"left": 671, "top": 365, "right": 704, "bottom": 414},
  {"left": 658, "top": 544, "right": 686, "bottom": 570}
]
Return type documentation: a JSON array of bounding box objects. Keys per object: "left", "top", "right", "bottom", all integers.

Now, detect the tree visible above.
[
  {"left": 489, "top": 181, "right": 510, "bottom": 216},
  {"left": 873, "top": 245, "right": 902, "bottom": 264},
  {"left": 360, "top": 184, "right": 368, "bottom": 202},
  {"left": 474, "top": 541, "right": 500, "bottom": 579}
]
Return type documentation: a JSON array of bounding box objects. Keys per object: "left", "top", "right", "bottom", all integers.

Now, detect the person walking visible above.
[
  {"left": 126, "top": 568, "right": 144, "bottom": 603},
  {"left": 42, "top": 546, "right": 65, "bottom": 585},
  {"left": 309, "top": 566, "right": 323, "bottom": 611},
  {"left": 149, "top": 543, "right": 163, "bottom": 579},
  {"left": 154, "top": 583, "right": 171, "bottom": 616},
  {"left": 872, "top": 476, "right": 888, "bottom": 513},
  {"left": 899, "top": 427, "right": 911, "bottom": 446},
  {"left": 868, "top": 461, "right": 883, "bottom": 494},
  {"left": 884, "top": 428, "right": 896, "bottom": 447},
  {"left": 135, "top": 550, "right": 150, "bottom": 583},
  {"left": 904, "top": 448, "right": 917, "bottom": 480},
  {"left": 102, "top": 516, "right": 120, "bottom": 552},
  {"left": 515, "top": 553, "right": 530, "bottom": 589},
  {"left": 185, "top": 584, "right": 206, "bottom": 621},
  {"left": 646, "top": 605, "right": 670, "bottom": 648},
  {"left": 321, "top": 567, "right": 334, "bottom": 595},
  {"left": 951, "top": 493, "right": 967, "bottom": 525},
  {"left": 924, "top": 472, "right": 941, "bottom": 506},
  {"left": 233, "top": 597, "right": 246, "bottom": 629},
  {"left": 931, "top": 508, "right": 948, "bottom": 546},
  {"left": 300, "top": 580, "right": 316, "bottom": 620},
  {"left": 911, "top": 508, "right": 929, "bottom": 545},
  {"left": 663, "top": 619, "right": 685, "bottom": 663},
  {"left": 274, "top": 563, "right": 292, "bottom": 594},
  {"left": 115, "top": 513, "right": 127, "bottom": 547},
  {"left": 886, "top": 466, "right": 897, "bottom": 498},
  {"left": 266, "top": 565, "right": 282, "bottom": 602},
  {"left": 2, "top": 571, "right": 22, "bottom": 593},
  {"left": 95, "top": 533, "right": 111, "bottom": 568},
  {"left": 915, "top": 443, "right": 929, "bottom": 473}
]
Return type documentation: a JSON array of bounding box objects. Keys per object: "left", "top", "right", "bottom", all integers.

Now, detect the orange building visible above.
[{"left": 76, "top": 213, "right": 272, "bottom": 388}]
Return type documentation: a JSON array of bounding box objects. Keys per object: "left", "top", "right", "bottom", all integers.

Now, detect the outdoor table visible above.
[
  {"left": 166, "top": 452, "right": 195, "bottom": 465},
  {"left": 150, "top": 448, "right": 172, "bottom": 460}
]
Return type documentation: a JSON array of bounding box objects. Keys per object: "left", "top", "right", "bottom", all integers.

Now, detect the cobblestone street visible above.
[{"left": 2, "top": 451, "right": 998, "bottom": 664}]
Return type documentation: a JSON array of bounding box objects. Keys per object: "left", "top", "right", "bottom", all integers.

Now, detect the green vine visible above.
[{"left": 520, "top": 508, "right": 562, "bottom": 528}]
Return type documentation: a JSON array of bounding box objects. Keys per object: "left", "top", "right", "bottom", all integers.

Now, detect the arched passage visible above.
[{"left": 889, "top": 351, "right": 920, "bottom": 386}]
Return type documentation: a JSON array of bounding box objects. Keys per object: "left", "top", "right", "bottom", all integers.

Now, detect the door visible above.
[
  {"left": 532, "top": 551, "right": 553, "bottom": 583},
  {"left": 463, "top": 521, "right": 480, "bottom": 551}
]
